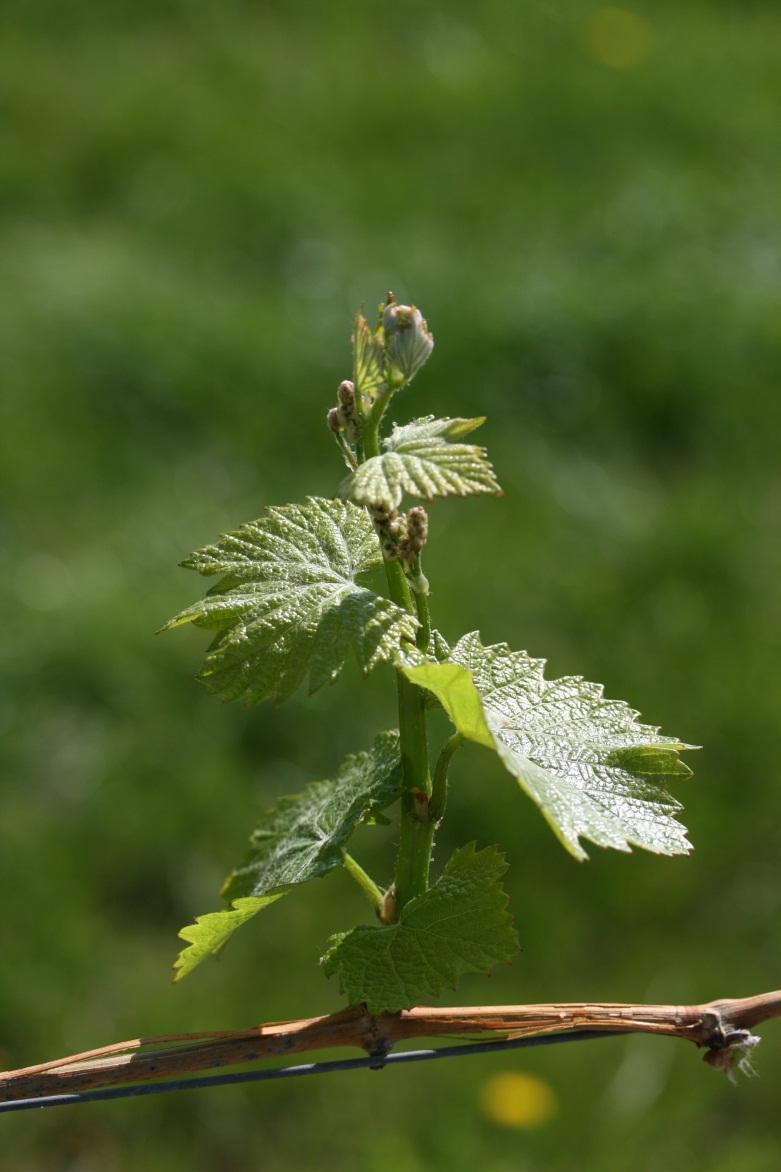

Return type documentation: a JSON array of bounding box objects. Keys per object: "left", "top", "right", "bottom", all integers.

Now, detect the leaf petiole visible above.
[
  {"left": 430, "top": 732, "right": 464, "bottom": 824},
  {"left": 341, "top": 851, "right": 385, "bottom": 915}
]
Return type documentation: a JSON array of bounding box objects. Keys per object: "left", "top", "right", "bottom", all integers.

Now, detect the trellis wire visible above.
[{"left": 0, "top": 1028, "right": 617, "bottom": 1114}]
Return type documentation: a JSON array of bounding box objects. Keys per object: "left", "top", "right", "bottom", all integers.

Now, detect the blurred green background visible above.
[{"left": 1, "top": 1, "right": 780, "bottom": 1168}]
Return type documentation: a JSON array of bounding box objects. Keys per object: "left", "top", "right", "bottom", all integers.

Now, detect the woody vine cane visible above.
[{"left": 3, "top": 991, "right": 780, "bottom": 1107}]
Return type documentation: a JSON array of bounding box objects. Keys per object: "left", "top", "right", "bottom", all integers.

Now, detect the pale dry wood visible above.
[{"left": 1, "top": 992, "right": 779, "bottom": 1103}]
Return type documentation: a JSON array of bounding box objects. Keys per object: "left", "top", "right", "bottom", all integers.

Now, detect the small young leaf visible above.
[
  {"left": 429, "top": 628, "right": 452, "bottom": 661},
  {"left": 163, "top": 497, "right": 418, "bottom": 705},
  {"left": 399, "top": 633, "right": 696, "bottom": 861},
  {"left": 174, "top": 896, "right": 283, "bottom": 982},
  {"left": 340, "top": 416, "right": 502, "bottom": 512},
  {"left": 174, "top": 733, "right": 403, "bottom": 980},
  {"left": 353, "top": 313, "right": 385, "bottom": 402},
  {"left": 322, "top": 843, "right": 518, "bottom": 1012}
]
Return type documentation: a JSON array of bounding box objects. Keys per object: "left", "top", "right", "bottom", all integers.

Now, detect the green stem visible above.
[
  {"left": 380, "top": 559, "right": 433, "bottom": 914},
  {"left": 392, "top": 666, "right": 434, "bottom": 912},
  {"left": 430, "top": 733, "right": 463, "bottom": 824},
  {"left": 341, "top": 851, "right": 384, "bottom": 915},
  {"left": 360, "top": 374, "right": 401, "bottom": 461},
  {"left": 365, "top": 384, "right": 395, "bottom": 451},
  {"left": 408, "top": 560, "right": 432, "bottom": 653},
  {"left": 360, "top": 388, "right": 433, "bottom": 915}
]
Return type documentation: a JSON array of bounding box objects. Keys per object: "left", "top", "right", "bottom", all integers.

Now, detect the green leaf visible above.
[
  {"left": 322, "top": 843, "right": 518, "bottom": 1012},
  {"left": 174, "top": 896, "right": 283, "bottom": 982},
  {"left": 400, "top": 633, "right": 696, "bottom": 861},
  {"left": 339, "top": 416, "right": 502, "bottom": 512},
  {"left": 429, "top": 628, "right": 452, "bottom": 661},
  {"left": 174, "top": 733, "right": 403, "bottom": 980},
  {"left": 353, "top": 313, "right": 385, "bottom": 402},
  {"left": 222, "top": 732, "right": 402, "bottom": 901},
  {"left": 163, "top": 497, "right": 418, "bottom": 705}
]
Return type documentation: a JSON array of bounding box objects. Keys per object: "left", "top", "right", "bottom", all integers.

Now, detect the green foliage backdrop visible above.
[{"left": 1, "top": 2, "right": 780, "bottom": 1168}]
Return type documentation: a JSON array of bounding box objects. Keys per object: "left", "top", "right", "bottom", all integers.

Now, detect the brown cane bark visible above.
[{"left": 2, "top": 991, "right": 779, "bottom": 1103}]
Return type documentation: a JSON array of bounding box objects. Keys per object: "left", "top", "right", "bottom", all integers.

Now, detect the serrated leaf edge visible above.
[
  {"left": 173, "top": 894, "right": 284, "bottom": 982},
  {"left": 338, "top": 416, "right": 502, "bottom": 512},
  {"left": 398, "top": 633, "right": 697, "bottom": 862},
  {"left": 321, "top": 842, "right": 519, "bottom": 1012}
]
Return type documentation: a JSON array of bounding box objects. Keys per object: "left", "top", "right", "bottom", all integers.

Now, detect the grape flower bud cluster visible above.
[{"left": 382, "top": 297, "right": 434, "bottom": 385}]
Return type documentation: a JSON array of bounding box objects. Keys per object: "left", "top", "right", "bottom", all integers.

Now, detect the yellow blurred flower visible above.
[
  {"left": 585, "top": 7, "right": 654, "bottom": 71},
  {"left": 480, "top": 1070, "right": 558, "bottom": 1130}
]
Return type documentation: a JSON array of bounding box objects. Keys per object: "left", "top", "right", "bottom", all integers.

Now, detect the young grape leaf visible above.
[
  {"left": 399, "top": 633, "right": 695, "bottom": 861},
  {"left": 427, "top": 628, "right": 452, "bottom": 662},
  {"left": 222, "top": 732, "right": 401, "bottom": 901},
  {"left": 174, "top": 733, "right": 402, "bottom": 981},
  {"left": 353, "top": 313, "right": 385, "bottom": 402},
  {"left": 174, "top": 896, "right": 283, "bottom": 982},
  {"left": 340, "top": 416, "right": 502, "bottom": 512},
  {"left": 163, "top": 497, "right": 418, "bottom": 705},
  {"left": 322, "top": 843, "right": 518, "bottom": 1012}
]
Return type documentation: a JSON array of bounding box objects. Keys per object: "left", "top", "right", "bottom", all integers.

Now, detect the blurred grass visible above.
[{"left": 1, "top": 1, "right": 780, "bottom": 1168}]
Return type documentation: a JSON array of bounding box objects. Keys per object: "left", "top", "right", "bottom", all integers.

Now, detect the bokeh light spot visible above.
[
  {"left": 480, "top": 1070, "right": 558, "bottom": 1129},
  {"left": 585, "top": 7, "right": 654, "bottom": 70}
]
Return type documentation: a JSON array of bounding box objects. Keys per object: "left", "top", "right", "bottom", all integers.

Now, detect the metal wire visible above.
[{"left": 0, "top": 1029, "right": 619, "bottom": 1114}]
